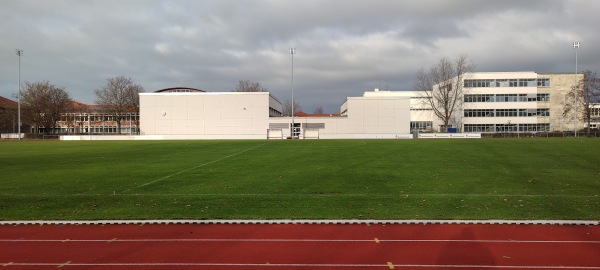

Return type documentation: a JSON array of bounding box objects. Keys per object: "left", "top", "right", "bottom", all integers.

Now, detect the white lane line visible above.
[
  {"left": 0, "top": 262, "right": 599, "bottom": 269},
  {"left": 2, "top": 238, "right": 599, "bottom": 244},
  {"left": 123, "top": 142, "right": 268, "bottom": 192},
  {"left": 1, "top": 219, "right": 598, "bottom": 226}
]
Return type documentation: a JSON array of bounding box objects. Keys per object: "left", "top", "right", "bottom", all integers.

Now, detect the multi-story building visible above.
[
  {"left": 56, "top": 105, "right": 140, "bottom": 135},
  {"left": 461, "top": 72, "right": 584, "bottom": 133}
]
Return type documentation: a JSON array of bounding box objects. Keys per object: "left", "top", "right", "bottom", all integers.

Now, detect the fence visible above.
[{"left": 481, "top": 131, "right": 599, "bottom": 138}]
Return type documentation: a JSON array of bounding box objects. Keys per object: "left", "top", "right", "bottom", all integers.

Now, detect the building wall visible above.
[
  {"left": 269, "top": 95, "right": 411, "bottom": 138},
  {"left": 140, "top": 91, "right": 412, "bottom": 139},
  {"left": 363, "top": 90, "right": 434, "bottom": 131},
  {"left": 543, "top": 73, "right": 584, "bottom": 131},
  {"left": 140, "top": 92, "right": 272, "bottom": 136}
]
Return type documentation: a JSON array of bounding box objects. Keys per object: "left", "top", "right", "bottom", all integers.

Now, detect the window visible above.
[
  {"left": 496, "top": 94, "right": 519, "bottom": 102},
  {"left": 537, "top": 93, "right": 550, "bottom": 101},
  {"left": 464, "top": 124, "right": 494, "bottom": 132},
  {"left": 519, "top": 78, "right": 536, "bottom": 87},
  {"left": 519, "top": 123, "right": 550, "bottom": 132},
  {"left": 496, "top": 79, "right": 509, "bottom": 87},
  {"left": 465, "top": 124, "right": 549, "bottom": 133},
  {"left": 464, "top": 94, "right": 494, "bottom": 102},
  {"left": 464, "top": 109, "right": 494, "bottom": 117},
  {"left": 464, "top": 78, "right": 550, "bottom": 88},
  {"left": 537, "top": 108, "right": 550, "bottom": 116},
  {"left": 465, "top": 108, "right": 548, "bottom": 118},
  {"left": 537, "top": 78, "right": 550, "bottom": 87},
  {"left": 410, "top": 121, "right": 433, "bottom": 131},
  {"left": 496, "top": 109, "right": 518, "bottom": 117}
]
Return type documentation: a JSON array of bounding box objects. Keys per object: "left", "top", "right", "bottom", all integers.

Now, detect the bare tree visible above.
[
  {"left": 95, "top": 76, "right": 145, "bottom": 134},
  {"left": 282, "top": 99, "right": 302, "bottom": 116},
  {"left": 232, "top": 80, "right": 267, "bottom": 92},
  {"left": 563, "top": 70, "right": 600, "bottom": 134},
  {"left": 312, "top": 106, "right": 324, "bottom": 114},
  {"left": 415, "top": 54, "right": 476, "bottom": 132},
  {"left": 20, "top": 81, "right": 73, "bottom": 134}
]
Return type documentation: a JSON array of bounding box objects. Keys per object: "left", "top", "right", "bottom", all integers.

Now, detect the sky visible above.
[{"left": 1, "top": 0, "right": 599, "bottom": 113}]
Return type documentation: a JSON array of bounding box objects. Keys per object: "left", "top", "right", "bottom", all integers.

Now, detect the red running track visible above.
[{"left": 0, "top": 223, "right": 599, "bottom": 269}]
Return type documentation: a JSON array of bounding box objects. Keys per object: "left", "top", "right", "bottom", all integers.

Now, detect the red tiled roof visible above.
[
  {"left": 0, "top": 96, "right": 17, "bottom": 108},
  {"left": 294, "top": 112, "right": 342, "bottom": 117}
]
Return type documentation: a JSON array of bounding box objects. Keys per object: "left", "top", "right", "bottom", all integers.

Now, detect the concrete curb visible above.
[{"left": 0, "top": 220, "right": 598, "bottom": 226}]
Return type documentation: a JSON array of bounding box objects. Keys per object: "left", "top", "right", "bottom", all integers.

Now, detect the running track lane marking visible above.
[
  {"left": 57, "top": 261, "right": 71, "bottom": 268},
  {"left": 4, "top": 238, "right": 599, "bottom": 244},
  {"left": 1, "top": 262, "right": 600, "bottom": 269},
  {"left": 1, "top": 219, "right": 596, "bottom": 226},
  {"left": 2, "top": 262, "right": 12, "bottom": 267},
  {"left": 122, "top": 142, "right": 268, "bottom": 192}
]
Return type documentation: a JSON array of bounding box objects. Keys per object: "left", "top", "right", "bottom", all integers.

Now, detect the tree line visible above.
[{"left": 5, "top": 75, "right": 144, "bottom": 134}]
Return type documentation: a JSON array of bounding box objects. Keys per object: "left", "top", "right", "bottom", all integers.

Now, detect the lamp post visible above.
[
  {"left": 289, "top": 47, "right": 296, "bottom": 138},
  {"left": 15, "top": 49, "right": 23, "bottom": 140},
  {"left": 573, "top": 41, "right": 579, "bottom": 137}
]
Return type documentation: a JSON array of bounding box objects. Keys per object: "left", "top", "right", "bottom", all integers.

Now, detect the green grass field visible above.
[{"left": 1, "top": 139, "right": 598, "bottom": 220}]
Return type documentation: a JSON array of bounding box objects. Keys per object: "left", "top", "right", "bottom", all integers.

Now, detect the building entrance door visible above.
[{"left": 291, "top": 123, "right": 301, "bottom": 138}]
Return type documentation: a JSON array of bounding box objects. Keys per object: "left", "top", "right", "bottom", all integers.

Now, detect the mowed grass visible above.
[{"left": 0, "top": 139, "right": 599, "bottom": 220}]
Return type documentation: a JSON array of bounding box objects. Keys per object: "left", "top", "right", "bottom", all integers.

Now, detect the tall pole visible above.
[
  {"left": 289, "top": 47, "right": 296, "bottom": 138},
  {"left": 573, "top": 41, "right": 579, "bottom": 137},
  {"left": 16, "top": 49, "right": 23, "bottom": 140}
]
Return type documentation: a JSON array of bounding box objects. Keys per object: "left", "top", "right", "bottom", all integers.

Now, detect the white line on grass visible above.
[
  {"left": 122, "top": 142, "right": 268, "bottom": 193},
  {"left": 1, "top": 193, "right": 598, "bottom": 199}
]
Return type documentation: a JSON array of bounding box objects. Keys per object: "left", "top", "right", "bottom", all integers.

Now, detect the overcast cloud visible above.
[{"left": 1, "top": 0, "right": 599, "bottom": 113}]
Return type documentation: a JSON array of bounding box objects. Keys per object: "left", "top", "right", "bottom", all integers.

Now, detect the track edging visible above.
[{"left": 0, "top": 219, "right": 598, "bottom": 226}]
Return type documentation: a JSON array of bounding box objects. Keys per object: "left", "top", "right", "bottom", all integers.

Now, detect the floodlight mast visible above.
[
  {"left": 573, "top": 41, "right": 579, "bottom": 137},
  {"left": 16, "top": 49, "right": 23, "bottom": 141},
  {"left": 289, "top": 47, "right": 296, "bottom": 138}
]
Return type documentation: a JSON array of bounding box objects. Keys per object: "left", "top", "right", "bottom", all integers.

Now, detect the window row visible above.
[
  {"left": 464, "top": 108, "right": 550, "bottom": 117},
  {"left": 464, "top": 93, "right": 550, "bottom": 103},
  {"left": 60, "top": 113, "right": 139, "bottom": 122},
  {"left": 464, "top": 123, "right": 550, "bottom": 133},
  {"left": 410, "top": 121, "right": 433, "bottom": 130},
  {"left": 464, "top": 78, "right": 550, "bottom": 88}
]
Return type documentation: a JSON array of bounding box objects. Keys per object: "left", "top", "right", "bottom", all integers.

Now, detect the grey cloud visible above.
[{"left": 1, "top": 0, "right": 599, "bottom": 113}]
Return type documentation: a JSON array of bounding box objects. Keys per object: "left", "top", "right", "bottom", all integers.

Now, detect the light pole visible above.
[
  {"left": 289, "top": 47, "right": 296, "bottom": 138},
  {"left": 573, "top": 41, "right": 579, "bottom": 137},
  {"left": 15, "top": 49, "right": 23, "bottom": 140}
]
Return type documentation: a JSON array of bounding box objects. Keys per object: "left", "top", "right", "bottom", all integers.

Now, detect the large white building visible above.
[
  {"left": 139, "top": 90, "right": 412, "bottom": 139},
  {"left": 136, "top": 71, "right": 596, "bottom": 140}
]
